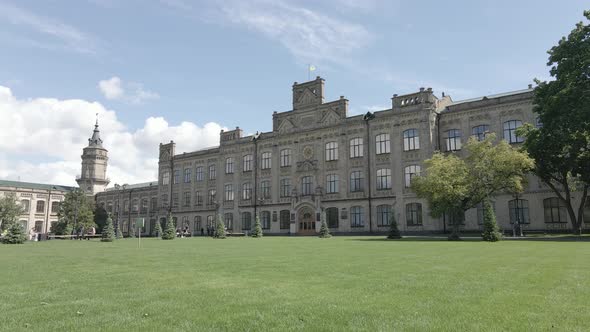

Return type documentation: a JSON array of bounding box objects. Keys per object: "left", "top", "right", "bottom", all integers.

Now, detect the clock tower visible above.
[{"left": 77, "top": 118, "right": 110, "bottom": 195}]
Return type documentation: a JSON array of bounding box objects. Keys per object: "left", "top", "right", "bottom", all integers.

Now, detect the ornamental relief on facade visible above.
[{"left": 296, "top": 159, "right": 318, "bottom": 173}]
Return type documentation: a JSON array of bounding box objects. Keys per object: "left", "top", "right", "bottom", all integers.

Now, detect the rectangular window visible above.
[
  {"left": 350, "top": 171, "right": 363, "bottom": 192},
  {"left": 150, "top": 197, "right": 157, "bottom": 210},
  {"left": 280, "top": 210, "right": 291, "bottom": 229},
  {"left": 351, "top": 206, "right": 364, "bottom": 227},
  {"left": 183, "top": 191, "right": 191, "bottom": 207},
  {"left": 162, "top": 171, "right": 170, "bottom": 185},
  {"left": 225, "top": 213, "right": 233, "bottom": 230},
  {"left": 261, "top": 152, "right": 272, "bottom": 169},
  {"left": 224, "top": 184, "right": 234, "bottom": 202},
  {"left": 403, "top": 129, "right": 420, "bottom": 151},
  {"left": 173, "top": 170, "right": 180, "bottom": 184},
  {"left": 543, "top": 198, "right": 567, "bottom": 223},
  {"left": 377, "top": 205, "right": 392, "bottom": 226},
  {"left": 349, "top": 138, "right": 363, "bottom": 158},
  {"left": 261, "top": 211, "right": 271, "bottom": 229},
  {"left": 280, "top": 149, "right": 291, "bottom": 167},
  {"left": 131, "top": 199, "right": 139, "bottom": 212},
  {"left": 209, "top": 165, "right": 216, "bottom": 180},
  {"left": 301, "top": 176, "right": 313, "bottom": 195},
  {"left": 195, "top": 191, "right": 203, "bottom": 206},
  {"left": 195, "top": 166, "right": 204, "bottom": 181},
  {"left": 477, "top": 202, "right": 496, "bottom": 225},
  {"left": 445, "top": 129, "right": 462, "bottom": 151},
  {"left": 376, "top": 168, "right": 392, "bottom": 190},
  {"left": 21, "top": 200, "right": 30, "bottom": 213},
  {"left": 325, "top": 142, "right": 339, "bottom": 161},
  {"left": 404, "top": 165, "right": 421, "bottom": 188},
  {"left": 172, "top": 193, "right": 179, "bottom": 208},
  {"left": 161, "top": 194, "right": 168, "bottom": 208},
  {"left": 243, "top": 155, "right": 253, "bottom": 172},
  {"left": 261, "top": 180, "right": 271, "bottom": 199},
  {"left": 326, "top": 174, "right": 339, "bottom": 193},
  {"left": 51, "top": 201, "right": 59, "bottom": 213},
  {"left": 242, "top": 212, "right": 252, "bottom": 230},
  {"left": 208, "top": 189, "right": 216, "bottom": 205},
  {"left": 280, "top": 178, "right": 291, "bottom": 197},
  {"left": 503, "top": 120, "right": 524, "bottom": 144},
  {"left": 36, "top": 200, "right": 45, "bottom": 213},
  {"left": 225, "top": 158, "right": 234, "bottom": 174},
  {"left": 140, "top": 199, "right": 148, "bottom": 213},
  {"left": 242, "top": 183, "right": 252, "bottom": 200},
  {"left": 375, "top": 133, "right": 391, "bottom": 154},
  {"left": 406, "top": 203, "right": 423, "bottom": 226},
  {"left": 184, "top": 168, "right": 191, "bottom": 183},
  {"left": 472, "top": 125, "right": 490, "bottom": 142},
  {"left": 326, "top": 207, "right": 339, "bottom": 228}
]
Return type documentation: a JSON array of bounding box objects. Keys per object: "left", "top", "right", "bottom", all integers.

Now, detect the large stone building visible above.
[{"left": 96, "top": 76, "right": 590, "bottom": 236}]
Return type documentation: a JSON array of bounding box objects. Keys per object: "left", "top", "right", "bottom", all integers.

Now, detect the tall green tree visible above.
[
  {"left": 0, "top": 193, "right": 24, "bottom": 231},
  {"left": 152, "top": 220, "right": 162, "bottom": 237},
  {"left": 519, "top": 11, "right": 590, "bottom": 234},
  {"left": 52, "top": 190, "right": 95, "bottom": 235},
  {"left": 481, "top": 199, "right": 502, "bottom": 242},
  {"left": 215, "top": 215, "right": 226, "bottom": 239},
  {"left": 162, "top": 213, "right": 176, "bottom": 240},
  {"left": 94, "top": 204, "right": 108, "bottom": 233},
  {"left": 412, "top": 134, "right": 533, "bottom": 240}
]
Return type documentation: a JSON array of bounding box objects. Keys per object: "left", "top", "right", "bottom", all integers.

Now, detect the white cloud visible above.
[
  {"left": 98, "top": 76, "right": 159, "bottom": 104},
  {"left": 0, "top": 86, "right": 224, "bottom": 187},
  {"left": 0, "top": 2, "right": 98, "bottom": 54}
]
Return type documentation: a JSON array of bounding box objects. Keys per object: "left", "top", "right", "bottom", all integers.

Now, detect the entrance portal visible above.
[{"left": 298, "top": 206, "right": 316, "bottom": 234}]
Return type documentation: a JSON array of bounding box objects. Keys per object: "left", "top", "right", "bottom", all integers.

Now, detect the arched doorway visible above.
[{"left": 298, "top": 206, "right": 316, "bottom": 235}]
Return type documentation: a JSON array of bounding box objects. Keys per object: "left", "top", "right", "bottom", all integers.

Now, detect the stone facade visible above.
[
  {"left": 96, "top": 77, "right": 590, "bottom": 235},
  {"left": 76, "top": 119, "right": 110, "bottom": 195}
]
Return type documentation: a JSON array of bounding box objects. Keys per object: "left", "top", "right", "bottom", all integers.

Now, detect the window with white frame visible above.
[
  {"left": 242, "top": 183, "right": 252, "bottom": 200},
  {"left": 184, "top": 168, "right": 191, "bottom": 183},
  {"left": 325, "top": 142, "right": 339, "bottom": 161},
  {"left": 351, "top": 206, "right": 364, "bottom": 227},
  {"left": 261, "top": 152, "right": 272, "bottom": 169},
  {"left": 225, "top": 157, "right": 234, "bottom": 174},
  {"left": 472, "top": 125, "right": 489, "bottom": 141},
  {"left": 208, "top": 165, "right": 216, "bottom": 180},
  {"left": 404, "top": 165, "right": 421, "bottom": 188},
  {"left": 350, "top": 171, "right": 363, "bottom": 192},
  {"left": 403, "top": 129, "right": 420, "bottom": 151},
  {"left": 445, "top": 129, "right": 462, "bottom": 151},
  {"left": 280, "top": 149, "right": 292, "bottom": 167},
  {"left": 195, "top": 166, "right": 204, "bottom": 181},
  {"left": 224, "top": 184, "right": 234, "bottom": 202},
  {"left": 376, "top": 168, "right": 392, "bottom": 190},
  {"left": 375, "top": 133, "right": 390, "bottom": 154},
  {"left": 503, "top": 120, "right": 524, "bottom": 144},
  {"left": 243, "top": 154, "right": 253, "bottom": 172},
  {"left": 349, "top": 137, "right": 363, "bottom": 158},
  {"left": 326, "top": 174, "right": 339, "bottom": 193},
  {"left": 162, "top": 171, "right": 170, "bottom": 185},
  {"left": 377, "top": 204, "right": 392, "bottom": 226}
]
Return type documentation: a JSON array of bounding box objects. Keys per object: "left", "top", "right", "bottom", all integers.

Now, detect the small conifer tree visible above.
[
  {"left": 482, "top": 199, "right": 502, "bottom": 242},
  {"left": 215, "top": 215, "right": 226, "bottom": 239},
  {"left": 387, "top": 213, "right": 402, "bottom": 239},
  {"left": 101, "top": 215, "right": 115, "bottom": 242},
  {"left": 318, "top": 211, "right": 331, "bottom": 238},
  {"left": 251, "top": 214, "right": 263, "bottom": 238},
  {"left": 152, "top": 220, "right": 162, "bottom": 237},
  {"left": 162, "top": 213, "right": 176, "bottom": 240},
  {"left": 115, "top": 221, "right": 123, "bottom": 239},
  {"left": 2, "top": 222, "right": 26, "bottom": 244}
]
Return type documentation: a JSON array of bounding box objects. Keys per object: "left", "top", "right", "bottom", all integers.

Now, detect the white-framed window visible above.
[
  {"left": 472, "top": 125, "right": 490, "bottom": 141},
  {"left": 225, "top": 157, "right": 234, "bottom": 174},
  {"left": 195, "top": 166, "right": 204, "bottom": 181},
  {"left": 325, "top": 142, "right": 339, "bottom": 161},
  {"left": 351, "top": 206, "right": 364, "bottom": 227},
  {"left": 503, "top": 120, "right": 524, "bottom": 144},
  {"left": 349, "top": 137, "right": 363, "bottom": 158},
  {"left": 208, "top": 165, "right": 216, "bottom": 180},
  {"left": 224, "top": 184, "right": 234, "bottom": 202},
  {"left": 404, "top": 165, "right": 421, "bottom": 188},
  {"left": 403, "top": 129, "right": 420, "bottom": 151},
  {"left": 242, "top": 183, "right": 252, "bottom": 200},
  {"left": 326, "top": 174, "right": 339, "bottom": 193},
  {"left": 280, "top": 178, "right": 291, "bottom": 197},
  {"left": 377, "top": 205, "right": 392, "bottom": 226},
  {"left": 375, "top": 133, "right": 390, "bottom": 154},
  {"left": 280, "top": 149, "right": 292, "bottom": 167},
  {"left": 301, "top": 176, "right": 313, "bottom": 195},
  {"left": 261, "top": 152, "right": 272, "bottom": 169},
  {"left": 261, "top": 180, "right": 271, "bottom": 199},
  {"left": 350, "top": 171, "right": 363, "bottom": 192},
  {"left": 184, "top": 168, "right": 191, "bottom": 183},
  {"left": 406, "top": 203, "right": 423, "bottom": 226},
  {"left": 445, "top": 129, "right": 462, "bottom": 151},
  {"left": 243, "top": 154, "right": 253, "bottom": 172},
  {"left": 162, "top": 171, "right": 170, "bottom": 185},
  {"left": 376, "top": 168, "right": 392, "bottom": 190}
]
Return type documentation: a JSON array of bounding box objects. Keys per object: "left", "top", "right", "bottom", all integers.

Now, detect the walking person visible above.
[{"left": 201, "top": 227, "right": 204, "bottom": 236}]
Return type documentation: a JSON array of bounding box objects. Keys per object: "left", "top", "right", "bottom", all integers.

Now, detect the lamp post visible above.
[
  {"left": 114, "top": 183, "right": 127, "bottom": 238},
  {"left": 363, "top": 111, "right": 375, "bottom": 233}
]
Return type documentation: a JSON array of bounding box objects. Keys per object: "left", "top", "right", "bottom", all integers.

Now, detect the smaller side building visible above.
[{"left": 0, "top": 180, "right": 75, "bottom": 234}]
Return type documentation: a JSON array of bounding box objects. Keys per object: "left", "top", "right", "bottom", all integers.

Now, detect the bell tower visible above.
[{"left": 77, "top": 116, "right": 110, "bottom": 195}]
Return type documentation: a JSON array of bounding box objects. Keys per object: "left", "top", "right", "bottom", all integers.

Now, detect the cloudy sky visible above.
[{"left": 0, "top": 0, "right": 586, "bottom": 186}]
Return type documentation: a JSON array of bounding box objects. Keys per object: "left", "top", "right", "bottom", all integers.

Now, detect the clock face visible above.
[{"left": 303, "top": 146, "right": 313, "bottom": 160}]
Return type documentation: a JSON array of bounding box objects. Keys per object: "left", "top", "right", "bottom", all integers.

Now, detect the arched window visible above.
[
  {"left": 503, "top": 120, "right": 524, "bottom": 144},
  {"left": 350, "top": 206, "right": 364, "bottom": 227},
  {"left": 225, "top": 157, "right": 234, "bottom": 174},
  {"left": 444, "top": 129, "right": 462, "bottom": 151},
  {"left": 543, "top": 197, "right": 567, "bottom": 223},
  {"left": 261, "top": 152, "right": 272, "bottom": 169},
  {"left": 326, "top": 207, "right": 339, "bottom": 228},
  {"left": 224, "top": 184, "right": 234, "bottom": 202},
  {"left": 376, "top": 169, "right": 392, "bottom": 190},
  {"left": 349, "top": 137, "right": 363, "bottom": 158},
  {"left": 377, "top": 205, "right": 392, "bottom": 226},
  {"left": 36, "top": 200, "right": 45, "bottom": 213},
  {"left": 242, "top": 212, "right": 252, "bottom": 230},
  {"left": 206, "top": 215, "right": 214, "bottom": 227},
  {"left": 280, "top": 149, "right": 292, "bottom": 167},
  {"left": 325, "top": 142, "right": 339, "bottom": 161},
  {"left": 406, "top": 203, "right": 423, "bottom": 226},
  {"left": 261, "top": 211, "right": 271, "bottom": 229},
  {"left": 472, "top": 125, "right": 490, "bottom": 141},
  {"left": 280, "top": 210, "right": 291, "bottom": 229},
  {"left": 403, "top": 129, "right": 420, "bottom": 151},
  {"left": 375, "top": 133, "right": 390, "bottom": 154},
  {"left": 404, "top": 165, "right": 421, "bottom": 188},
  {"left": 508, "top": 199, "right": 529, "bottom": 224},
  {"left": 350, "top": 171, "right": 363, "bottom": 192}
]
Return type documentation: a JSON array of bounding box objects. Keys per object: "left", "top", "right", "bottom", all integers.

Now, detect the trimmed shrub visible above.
[
  {"left": 482, "top": 200, "right": 502, "bottom": 242},
  {"left": 152, "top": 220, "right": 162, "bottom": 237},
  {"left": 215, "top": 215, "right": 226, "bottom": 239},
  {"left": 251, "top": 215, "right": 263, "bottom": 238},
  {"left": 162, "top": 213, "right": 176, "bottom": 240},
  {"left": 318, "top": 211, "right": 331, "bottom": 238}
]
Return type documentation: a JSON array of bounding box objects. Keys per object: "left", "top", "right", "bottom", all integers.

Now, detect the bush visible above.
[
  {"left": 482, "top": 200, "right": 502, "bottom": 242},
  {"left": 251, "top": 215, "right": 263, "bottom": 238},
  {"left": 152, "top": 220, "right": 162, "bottom": 237},
  {"left": 101, "top": 215, "right": 115, "bottom": 242},
  {"left": 2, "top": 223, "right": 26, "bottom": 244},
  {"left": 387, "top": 214, "right": 401, "bottom": 239},
  {"left": 215, "top": 215, "right": 226, "bottom": 239},
  {"left": 318, "top": 211, "right": 331, "bottom": 238},
  {"left": 162, "top": 213, "right": 176, "bottom": 240}
]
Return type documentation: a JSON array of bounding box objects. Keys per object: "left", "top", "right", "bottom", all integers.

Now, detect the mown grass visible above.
[{"left": 0, "top": 236, "right": 588, "bottom": 331}]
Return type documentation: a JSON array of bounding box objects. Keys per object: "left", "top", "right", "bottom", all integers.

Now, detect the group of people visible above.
[{"left": 71, "top": 226, "right": 96, "bottom": 240}]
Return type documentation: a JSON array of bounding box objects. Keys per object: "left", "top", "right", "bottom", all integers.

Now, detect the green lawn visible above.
[{"left": 1, "top": 236, "right": 589, "bottom": 331}]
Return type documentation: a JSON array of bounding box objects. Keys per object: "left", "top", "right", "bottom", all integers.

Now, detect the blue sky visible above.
[{"left": 0, "top": 0, "right": 587, "bottom": 185}]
